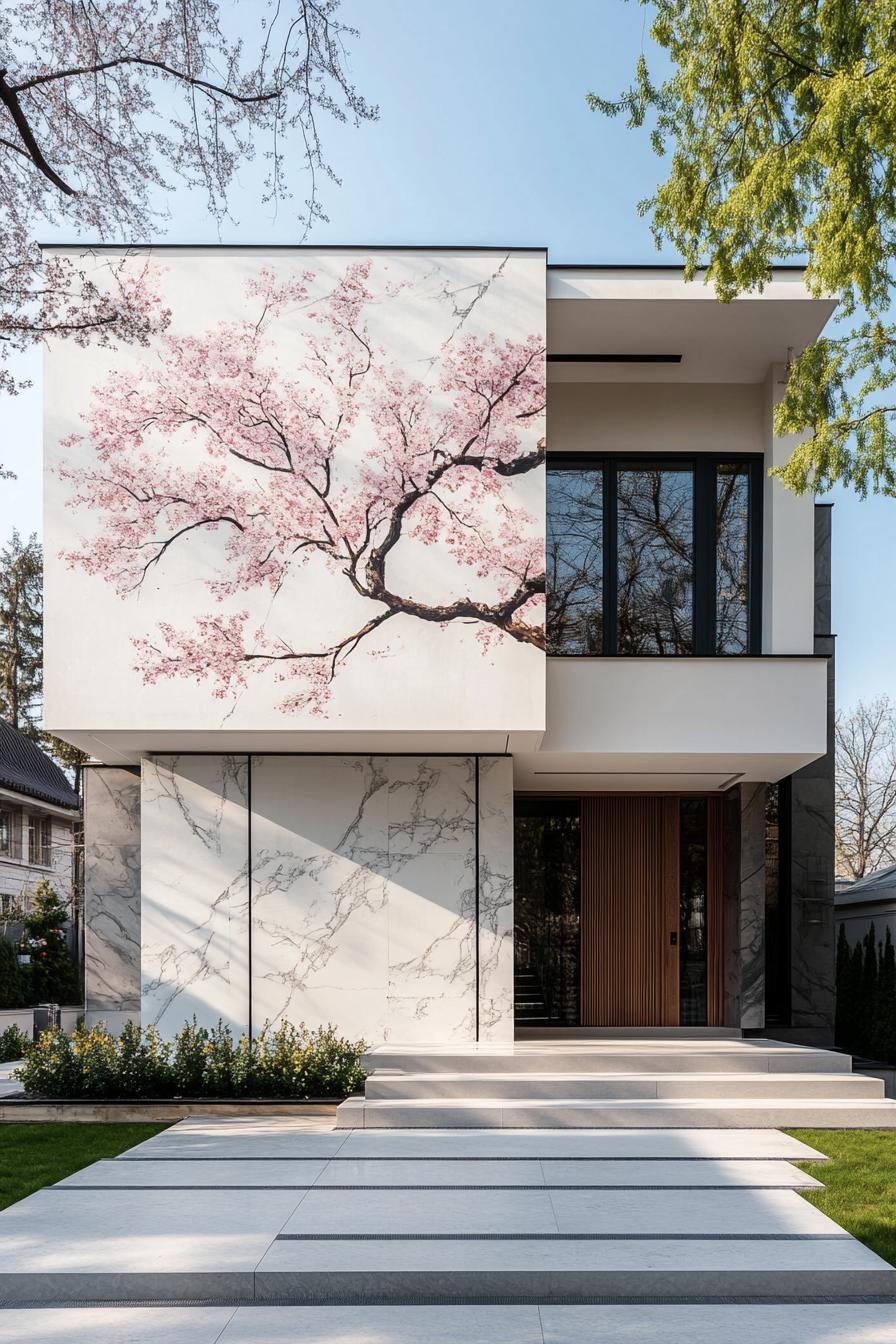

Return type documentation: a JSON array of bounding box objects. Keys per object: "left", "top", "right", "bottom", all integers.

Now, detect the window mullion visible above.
[
  {"left": 603, "top": 462, "right": 618, "bottom": 656},
  {"left": 693, "top": 458, "right": 715, "bottom": 655}
]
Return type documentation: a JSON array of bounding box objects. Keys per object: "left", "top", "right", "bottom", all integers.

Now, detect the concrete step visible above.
[
  {"left": 252, "top": 1235, "right": 896, "bottom": 1302},
  {"left": 364, "top": 1071, "right": 883, "bottom": 1101},
  {"left": 336, "top": 1095, "right": 896, "bottom": 1128},
  {"left": 361, "top": 1043, "right": 853, "bottom": 1075}
]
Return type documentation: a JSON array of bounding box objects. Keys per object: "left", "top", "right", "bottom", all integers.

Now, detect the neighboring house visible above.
[
  {"left": 835, "top": 866, "right": 896, "bottom": 949},
  {"left": 41, "top": 247, "right": 836, "bottom": 1044},
  {"left": 0, "top": 718, "right": 79, "bottom": 920}
]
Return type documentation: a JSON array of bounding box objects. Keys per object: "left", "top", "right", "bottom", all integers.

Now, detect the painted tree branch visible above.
[{"left": 62, "top": 261, "right": 547, "bottom": 714}]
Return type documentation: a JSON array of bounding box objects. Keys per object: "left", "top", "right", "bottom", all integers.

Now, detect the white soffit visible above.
[{"left": 546, "top": 268, "right": 837, "bottom": 383}]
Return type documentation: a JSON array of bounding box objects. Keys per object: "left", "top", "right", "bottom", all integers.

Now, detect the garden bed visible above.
[{"left": 0, "top": 1096, "right": 342, "bottom": 1123}]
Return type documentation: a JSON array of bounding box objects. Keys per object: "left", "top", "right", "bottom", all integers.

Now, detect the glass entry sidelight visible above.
[
  {"left": 514, "top": 794, "right": 724, "bottom": 1028},
  {"left": 513, "top": 798, "right": 581, "bottom": 1027}
]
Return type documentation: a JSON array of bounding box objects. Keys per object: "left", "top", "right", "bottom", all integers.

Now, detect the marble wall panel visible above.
[
  {"left": 141, "top": 755, "right": 250, "bottom": 1036},
  {"left": 739, "top": 783, "right": 767, "bottom": 1030},
  {"left": 250, "top": 755, "right": 390, "bottom": 1040},
  {"left": 250, "top": 755, "right": 482, "bottom": 1044},
  {"left": 84, "top": 766, "right": 141, "bottom": 1017},
  {"left": 477, "top": 756, "right": 514, "bottom": 1042}
]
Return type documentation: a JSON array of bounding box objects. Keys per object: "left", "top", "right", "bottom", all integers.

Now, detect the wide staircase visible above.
[{"left": 337, "top": 1033, "right": 896, "bottom": 1128}]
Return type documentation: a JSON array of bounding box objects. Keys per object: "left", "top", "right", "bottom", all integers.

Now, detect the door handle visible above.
[{"left": 669, "top": 931, "right": 678, "bottom": 946}]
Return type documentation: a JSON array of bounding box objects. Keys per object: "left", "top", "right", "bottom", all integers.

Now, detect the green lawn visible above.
[
  {"left": 788, "top": 1128, "right": 896, "bottom": 1266},
  {"left": 0, "top": 1124, "right": 169, "bottom": 1212}
]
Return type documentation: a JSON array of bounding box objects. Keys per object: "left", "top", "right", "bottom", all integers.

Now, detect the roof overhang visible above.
[{"left": 546, "top": 267, "right": 837, "bottom": 383}]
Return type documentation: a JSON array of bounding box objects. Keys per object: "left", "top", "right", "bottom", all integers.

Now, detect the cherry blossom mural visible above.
[{"left": 55, "top": 251, "right": 546, "bottom": 720}]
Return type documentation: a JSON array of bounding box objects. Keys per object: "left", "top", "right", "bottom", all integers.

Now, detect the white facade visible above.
[{"left": 45, "top": 248, "right": 836, "bottom": 1042}]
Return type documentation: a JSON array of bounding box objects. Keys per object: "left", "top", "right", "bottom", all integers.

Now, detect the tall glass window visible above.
[
  {"left": 514, "top": 798, "right": 581, "bottom": 1027},
  {"left": 617, "top": 467, "right": 694, "bottom": 655},
  {"left": 679, "top": 798, "right": 708, "bottom": 1025},
  {"left": 716, "top": 464, "right": 751, "bottom": 654},
  {"left": 546, "top": 455, "right": 760, "bottom": 656},
  {"left": 546, "top": 467, "right": 603, "bottom": 655}
]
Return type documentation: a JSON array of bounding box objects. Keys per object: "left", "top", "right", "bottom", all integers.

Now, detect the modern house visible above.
[
  {"left": 42, "top": 246, "right": 838, "bottom": 1064},
  {"left": 0, "top": 717, "right": 79, "bottom": 922}
]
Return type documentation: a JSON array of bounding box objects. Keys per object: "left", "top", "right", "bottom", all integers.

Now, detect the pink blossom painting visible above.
[{"left": 50, "top": 249, "right": 546, "bottom": 727}]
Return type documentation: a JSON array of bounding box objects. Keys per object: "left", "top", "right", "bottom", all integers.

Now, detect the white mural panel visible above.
[
  {"left": 44, "top": 247, "right": 546, "bottom": 740},
  {"left": 141, "top": 755, "right": 250, "bottom": 1035}
]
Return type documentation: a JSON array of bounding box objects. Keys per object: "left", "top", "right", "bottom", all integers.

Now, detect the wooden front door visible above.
[{"left": 580, "top": 795, "right": 724, "bottom": 1027}]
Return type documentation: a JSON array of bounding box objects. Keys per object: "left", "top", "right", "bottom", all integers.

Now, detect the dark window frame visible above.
[{"left": 547, "top": 453, "right": 764, "bottom": 657}]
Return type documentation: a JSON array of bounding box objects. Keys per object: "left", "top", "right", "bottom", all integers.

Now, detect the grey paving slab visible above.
[
  {"left": 547, "top": 1187, "right": 841, "bottom": 1236},
  {"left": 0, "top": 1307, "right": 235, "bottom": 1343},
  {"left": 221, "top": 1304, "right": 544, "bottom": 1343},
  {"left": 121, "top": 1118, "right": 347, "bottom": 1160},
  {"left": 336, "top": 1127, "right": 828, "bottom": 1160},
  {"left": 254, "top": 1234, "right": 896, "bottom": 1301},
  {"left": 281, "top": 1186, "right": 560, "bottom": 1235},
  {"left": 279, "top": 1184, "right": 836, "bottom": 1238},
  {"left": 58, "top": 1158, "right": 330, "bottom": 1187},
  {"left": 4, "top": 1303, "right": 896, "bottom": 1343},
  {"left": 0, "top": 1186, "right": 306, "bottom": 1295},
  {"left": 541, "top": 1159, "right": 823, "bottom": 1188},
  {"left": 540, "top": 1304, "right": 896, "bottom": 1343},
  {"left": 314, "top": 1158, "right": 548, "bottom": 1186}
]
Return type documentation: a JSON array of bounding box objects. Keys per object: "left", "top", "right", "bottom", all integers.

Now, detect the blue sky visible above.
[{"left": 4, "top": 0, "right": 892, "bottom": 708}]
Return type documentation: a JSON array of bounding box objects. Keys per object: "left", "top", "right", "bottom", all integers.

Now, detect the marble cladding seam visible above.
[{"left": 129, "top": 754, "right": 514, "bottom": 1043}]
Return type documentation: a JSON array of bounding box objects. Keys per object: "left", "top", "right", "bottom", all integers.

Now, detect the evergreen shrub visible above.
[
  {"left": 835, "top": 921, "right": 896, "bottom": 1062},
  {"left": 14, "top": 1018, "right": 367, "bottom": 1099}
]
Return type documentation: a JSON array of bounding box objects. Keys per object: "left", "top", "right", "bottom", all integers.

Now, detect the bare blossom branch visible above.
[{"left": 0, "top": 0, "right": 377, "bottom": 400}]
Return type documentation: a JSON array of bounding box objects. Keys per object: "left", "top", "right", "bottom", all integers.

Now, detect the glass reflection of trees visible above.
[
  {"left": 547, "top": 457, "right": 756, "bottom": 657},
  {"left": 679, "top": 798, "right": 708, "bottom": 1026},
  {"left": 514, "top": 801, "right": 581, "bottom": 1027},
  {"left": 716, "top": 465, "right": 750, "bottom": 654},
  {"left": 546, "top": 469, "right": 603, "bottom": 655},
  {"left": 617, "top": 468, "right": 693, "bottom": 655}
]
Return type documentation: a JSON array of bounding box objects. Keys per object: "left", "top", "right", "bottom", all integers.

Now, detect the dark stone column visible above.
[
  {"left": 83, "top": 765, "right": 141, "bottom": 1028},
  {"left": 786, "top": 504, "right": 835, "bottom": 1044},
  {"left": 722, "top": 783, "right": 766, "bottom": 1029}
]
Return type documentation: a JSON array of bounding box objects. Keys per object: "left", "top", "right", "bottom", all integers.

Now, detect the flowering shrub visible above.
[{"left": 15, "top": 1018, "right": 367, "bottom": 1099}]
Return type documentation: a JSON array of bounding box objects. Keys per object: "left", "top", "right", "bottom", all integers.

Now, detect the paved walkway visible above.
[{"left": 1, "top": 1117, "right": 896, "bottom": 1341}]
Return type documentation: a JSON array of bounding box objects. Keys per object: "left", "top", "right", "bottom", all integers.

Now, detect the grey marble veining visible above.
[
  {"left": 250, "top": 756, "right": 482, "bottom": 1044},
  {"left": 141, "top": 754, "right": 250, "bottom": 1037},
  {"left": 477, "top": 757, "right": 514, "bottom": 1042},
  {"left": 739, "top": 783, "right": 766, "bottom": 1030},
  {"left": 84, "top": 767, "right": 141, "bottom": 1014}
]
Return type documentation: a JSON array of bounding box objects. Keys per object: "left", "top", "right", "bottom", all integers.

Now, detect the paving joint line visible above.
[
  {"left": 112, "top": 1153, "right": 827, "bottom": 1162},
  {"left": 3, "top": 1294, "right": 894, "bottom": 1308},
  {"left": 51, "top": 1183, "right": 816, "bottom": 1191},
  {"left": 273, "top": 1232, "right": 854, "bottom": 1242}
]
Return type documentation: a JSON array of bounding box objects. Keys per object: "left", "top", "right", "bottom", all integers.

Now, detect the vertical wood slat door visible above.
[{"left": 580, "top": 796, "right": 680, "bottom": 1027}]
